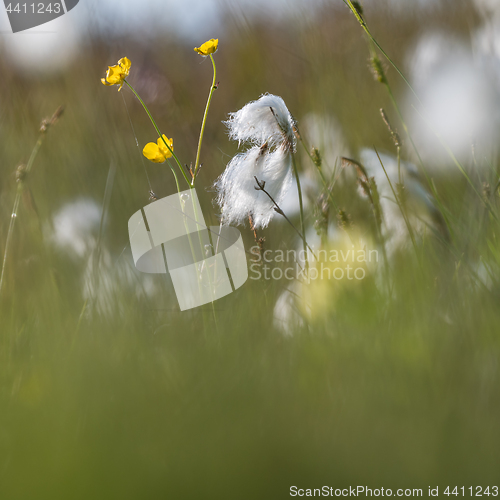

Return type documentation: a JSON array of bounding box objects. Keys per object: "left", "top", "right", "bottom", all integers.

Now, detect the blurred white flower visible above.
[
  {"left": 273, "top": 282, "right": 306, "bottom": 336},
  {"left": 273, "top": 229, "right": 378, "bottom": 336},
  {"left": 2, "top": 15, "right": 80, "bottom": 75},
  {"left": 405, "top": 31, "right": 500, "bottom": 167},
  {"left": 473, "top": 0, "right": 500, "bottom": 89},
  {"left": 50, "top": 199, "right": 101, "bottom": 258},
  {"left": 299, "top": 113, "right": 350, "bottom": 178},
  {"left": 360, "top": 149, "right": 446, "bottom": 252},
  {"left": 215, "top": 94, "right": 296, "bottom": 229},
  {"left": 473, "top": 0, "right": 500, "bottom": 16},
  {"left": 49, "top": 199, "right": 164, "bottom": 316},
  {"left": 83, "top": 244, "right": 163, "bottom": 318}
]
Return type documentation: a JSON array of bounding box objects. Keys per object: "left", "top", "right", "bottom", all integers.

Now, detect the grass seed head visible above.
[
  {"left": 370, "top": 55, "right": 388, "bottom": 85},
  {"left": 337, "top": 208, "right": 352, "bottom": 231},
  {"left": 311, "top": 147, "right": 322, "bottom": 169},
  {"left": 351, "top": 0, "right": 363, "bottom": 16}
]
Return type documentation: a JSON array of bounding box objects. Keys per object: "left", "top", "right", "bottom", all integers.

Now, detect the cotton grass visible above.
[{"left": 215, "top": 93, "right": 296, "bottom": 229}]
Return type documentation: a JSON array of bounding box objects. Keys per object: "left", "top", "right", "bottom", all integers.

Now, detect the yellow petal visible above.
[
  {"left": 101, "top": 78, "right": 113, "bottom": 86},
  {"left": 118, "top": 57, "right": 131, "bottom": 76},
  {"left": 194, "top": 38, "right": 218, "bottom": 56},
  {"left": 157, "top": 135, "right": 173, "bottom": 159},
  {"left": 104, "top": 65, "right": 124, "bottom": 85},
  {"left": 101, "top": 58, "right": 130, "bottom": 88},
  {"left": 143, "top": 142, "right": 165, "bottom": 163}
]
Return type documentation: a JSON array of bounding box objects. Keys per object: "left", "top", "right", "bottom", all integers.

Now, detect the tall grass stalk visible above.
[
  {"left": 295, "top": 130, "right": 340, "bottom": 213},
  {"left": 374, "top": 148, "right": 420, "bottom": 262},
  {"left": 89, "top": 163, "right": 116, "bottom": 315},
  {"left": 347, "top": 5, "right": 496, "bottom": 235},
  {"left": 0, "top": 106, "right": 63, "bottom": 299},
  {"left": 365, "top": 36, "right": 457, "bottom": 246},
  {"left": 343, "top": 0, "right": 421, "bottom": 103},
  {"left": 412, "top": 105, "right": 499, "bottom": 223}
]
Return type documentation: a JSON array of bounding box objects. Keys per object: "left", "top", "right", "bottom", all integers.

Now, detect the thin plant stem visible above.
[
  {"left": 343, "top": 0, "right": 421, "bottom": 104},
  {"left": 254, "top": 175, "right": 317, "bottom": 261},
  {"left": 167, "top": 160, "right": 181, "bottom": 193},
  {"left": 297, "top": 138, "right": 358, "bottom": 247},
  {"left": 374, "top": 147, "right": 420, "bottom": 262},
  {"left": 411, "top": 105, "right": 499, "bottom": 223},
  {"left": 90, "top": 163, "right": 116, "bottom": 314},
  {"left": 124, "top": 80, "right": 217, "bottom": 325},
  {"left": 73, "top": 299, "right": 88, "bottom": 346},
  {"left": 383, "top": 81, "right": 457, "bottom": 240},
  {"left": 122, "top": 83, "right": 201, "bottom": 300},
  {"left": 350, "top": 7, "right": 493, "bottom": 246},
  {"left": 493, "top": 177, "right": 500, "bottom": 197},
  {"left": 291, "top": 155, "right": 310, "bottom": 271},
  {"left": 124, "top": 80, "right": 192, "bottom": 188},
  {"left": 0, "top": 134, "right": 45, "bottom": 298},
  {"left": 0, "top": 193, "right": 21, "bottom": 298},
  {"left": 192, "top": 54, "right": 217, "bottom": 185},
  {"left": 353, "top": 24, "right": 455, "bottom": 242},
  {"left": 296, "top": 134, "right": 340, "bottom": 212},
  {"left": 365, "top": 41, "right": 454, "bottom": 242}
]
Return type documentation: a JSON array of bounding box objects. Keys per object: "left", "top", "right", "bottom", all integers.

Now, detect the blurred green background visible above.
[{"left": 1, "top": 0, "right": 500, "bottom": 498}]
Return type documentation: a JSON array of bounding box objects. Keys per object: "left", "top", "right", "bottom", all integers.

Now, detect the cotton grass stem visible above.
[
  {"left": 254, "top": 175, "right": 317, "bottom": 263},
  {"left": 291, "top": 155, "right": 310, "bottom": 270}
]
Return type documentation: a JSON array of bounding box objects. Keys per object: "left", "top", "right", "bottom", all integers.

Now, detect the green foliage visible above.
[{"left": 0, "top": 2, "right": 499, "bottom": 498}]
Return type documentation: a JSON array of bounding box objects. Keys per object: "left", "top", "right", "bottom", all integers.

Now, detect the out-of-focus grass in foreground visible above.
[{"left": 1, "top": 2, "right": 500, "bottom": 498}]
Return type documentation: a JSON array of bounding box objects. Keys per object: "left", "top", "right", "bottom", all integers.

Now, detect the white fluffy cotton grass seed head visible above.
[
  {"left": 215, "top": 144, "right": 293, "bottom": 229},
  {"left": 215, "top": 94, "right": 297, "bottom": 229},
  {"left": 225, "top": 93, "right": 296, "bottom": 150}
]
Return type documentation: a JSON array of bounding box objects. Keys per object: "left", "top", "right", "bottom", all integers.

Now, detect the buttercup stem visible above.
[
  {"left": 124, "top": 80, "right": 191, "bottom": 188},
  {"left": 167, "top": 160, "right": 181, "bottom": 193},
  {"left": 192, "top": 54, "right": 217, "bottom": 185}
]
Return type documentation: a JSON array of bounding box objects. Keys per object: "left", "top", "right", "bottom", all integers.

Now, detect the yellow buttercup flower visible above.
[
  {"left": 194, "top": 38, "right": 218, "bottom": 56},
  {"left": 101, "top": 57, "right": 131, "bottom": 91},
  {"left": 143, "top": 135, "right": 174, "bottom": 163}
]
